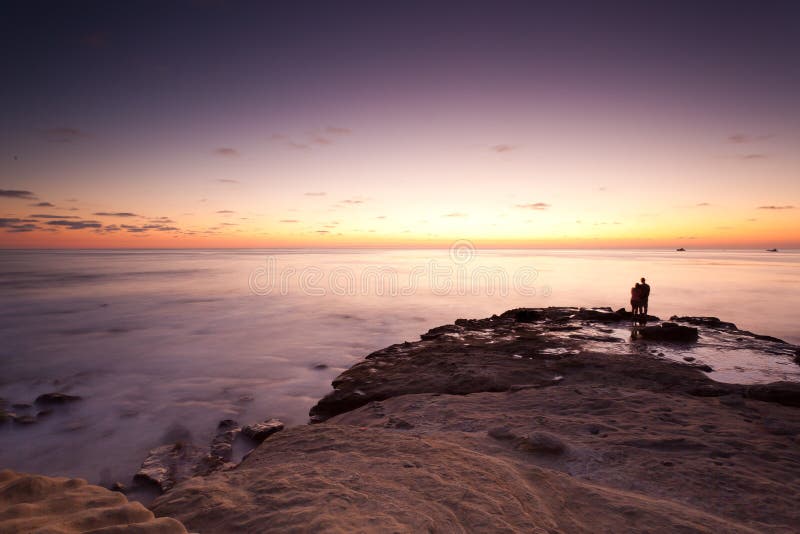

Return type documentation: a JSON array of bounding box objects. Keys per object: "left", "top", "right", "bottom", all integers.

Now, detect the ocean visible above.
[{"left": 1, "top": 248, "right": 798, "bottom": 487}]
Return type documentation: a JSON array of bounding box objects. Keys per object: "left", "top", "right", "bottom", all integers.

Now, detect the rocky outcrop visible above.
[
  {"left": 134, "top": 417, "right": 285, "bottom": 493},
  {"left": 153, "top": 307, "right": 800, "bottom": 533},
  {"left": 0, "top": 470, "right": 186, "bottom": 533},
  {"left": 241, "top": 419, "right": 284, "bottom": 443}
]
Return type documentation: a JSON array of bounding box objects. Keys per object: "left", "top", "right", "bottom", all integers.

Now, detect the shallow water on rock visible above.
[{"left": 1, "top": 248, "right": 798, "bottom": 490}]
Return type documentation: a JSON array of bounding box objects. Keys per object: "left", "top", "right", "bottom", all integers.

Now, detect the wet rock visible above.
[
  {"left": 312, "top": 363, "right": 329, "bottom": 370},
  {"left": 670, "top": 316, "right": 737, "bottom": 330},
  {"left": 35, "top": 392, "right": 82, "bottom": 405},
  {"left": 500, "top": 308, "right": 544, "bottom": 323},
  {"left": 613, "top": 308, "right": 660, "bottom": 322},
  {"left": 241, "top": 419, "right": 284, "bottom": 443},
  {"left": 693, "top": 364, "right": 714, "bottom": 373},
  {"left": 110, "top": 481, "right": 127, "bottom": 493},
  {"left": 795, "top": 349, "right": 800, "bottom": 366},
  {"left": 420, "top": 324, "right": 463, "bottom": 340},
  {"left": 683, "top": 356, "right": 696, "bottom": 362},
  {"left": 638, "top": 323, "right": 699, "bottom": 342},
  {"left": 568, "top": 333, "right": 625, "bottom": 343},
  {"left": 11, "top": 403, "right": 32, "bottom": 410},
  {"left": 746, "top": 332, "right": 787, "bottom": 344},
  {"left": 744, "top": 382, "right": 800, "bottom": 407},
  {"left": 210, "top": 420, "right": 240, "bottom": 462},
  {"left": 134, "top": 442, "right": 207, "bottom": 493},
  {"left": 13, "top": 415, "right": 37, "bottom": 425}
]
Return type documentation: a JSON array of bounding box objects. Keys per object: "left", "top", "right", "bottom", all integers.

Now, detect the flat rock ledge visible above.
[
  {"left": 0, "top": 470, "right": 186, "bottom": 533},
  {"left": 151, "top": 307, "right": 800, "bottom": 533}
]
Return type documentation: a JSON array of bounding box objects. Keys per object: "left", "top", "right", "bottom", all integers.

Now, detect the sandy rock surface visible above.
[
  {"left": 0, "top": 470, "right": 186, "bottom": 533},
  {"left": 152, "top": 307, "right": 800, "bottom": 533}
]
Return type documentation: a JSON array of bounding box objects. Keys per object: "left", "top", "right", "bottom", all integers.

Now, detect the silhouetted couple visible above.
[{"left": 630, "top": 277, "right": 650, "bottom": 316}]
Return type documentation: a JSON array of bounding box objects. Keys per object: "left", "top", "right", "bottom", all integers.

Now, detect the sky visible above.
[{"left": 1, "top": 0, "right": 799, "bottom": 249}]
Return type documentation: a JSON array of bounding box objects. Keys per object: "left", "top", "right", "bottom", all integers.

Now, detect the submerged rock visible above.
[{"left": 35, "top": 392, "right": 82, "bottom": 405}]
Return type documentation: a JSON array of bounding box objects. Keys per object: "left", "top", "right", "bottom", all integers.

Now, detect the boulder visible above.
[
  {"left": 134, "top": 442, "right": 207, "bottom": 493},
  {"left": 638, "top": 323, "right": 699, "bottom": 342},
  {"left": 210, "top": 420, "right": 240, "bottom": 462},
  {"left": 241, "top": 419, "right": 285, "bottom": 443}
]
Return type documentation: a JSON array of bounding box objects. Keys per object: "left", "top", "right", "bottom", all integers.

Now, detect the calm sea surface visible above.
[{"left": 1, "top": 248, "right": 798, "bottom": 486}]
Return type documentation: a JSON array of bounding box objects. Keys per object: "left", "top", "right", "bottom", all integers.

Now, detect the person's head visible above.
[
  {"left": 635, "top": 282, "right": 640, "bottom": 287},
  {"left": 641, "top": 277, "right": 646, "bottom": 283}
]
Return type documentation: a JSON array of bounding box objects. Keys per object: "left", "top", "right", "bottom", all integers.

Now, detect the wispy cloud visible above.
[
  {"left": 30, "top": 214, "right": 79, "bottom": 219},
  {"left": 696, "top": 202, "right": 711, "bottom": 207},
  {"left": 119, "top": 223, "right": 179, "bottom": 233},
  {"left": 280, "top": 219, "right": 299, "bottom": 223},
  {"left": 340, "top": 199, "right": 365, "bottom": 205},
  {"left": 30, "top": 201, "right": 54, "bottom": 207},
  {"left": 516, "top": 202, "right": 551, "bottom": 210},
  {"left": 757, "top": 205, "right": 795, "bottom": 210},
  {"left": 740, "top": 153, "right": 767, "bottom": 160},
  {"left": 39, "top": 127, "right": 86, "bottom": 143},
  {"left": 93, "top": 212, "right": 138, "bottom": 217},
  {"left": 444, "top": 212, "right": 467, "bottom": 217},
  {"left": 0, "top": 219, "right": 41, "bottom": 232},
  {"left": 0, "top": 189, "right": 36, "bottom": 200},
  {"left": 491, "top": 144, "right": 517, "bottom": 153},
  {"left": 216, "top": 178, "right": 239, "bottom": 184},
  {"left": 728, "top": 133, "right": 773, "bottom": 144},
  {"left": 304, "top": 192, "right": 326, "bottom": 196},
  {"left": 46, "top": 219, "right": 102, "bottom": 230},
  {"left": 216, "top": 210, "right": 235, "bottom": 214},
  {"left": 325, "top": 126, "right": 352, "bottom": 135},
  {"left": 213, "top": 147, "right": 239, "bottom": 157}
]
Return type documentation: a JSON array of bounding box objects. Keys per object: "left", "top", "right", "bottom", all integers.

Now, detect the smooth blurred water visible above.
[{"left": 0, "top": 248, "right": 798, "bottom": 487}]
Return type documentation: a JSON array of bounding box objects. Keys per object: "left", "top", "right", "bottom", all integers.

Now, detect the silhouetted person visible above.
[
  {"left": 631, "top": 283, "right": 643, "bottom": 316},
  {"left": 639, "top": 277, "right": 651, "bottom": 315}
]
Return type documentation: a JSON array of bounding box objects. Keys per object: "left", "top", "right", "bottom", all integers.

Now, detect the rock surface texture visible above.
[
  {"left": 0, "top": 470, "right": 186, "bottom": 533},
  {"left": 152, "top": 307, "right": 800, "bottom": 533}
]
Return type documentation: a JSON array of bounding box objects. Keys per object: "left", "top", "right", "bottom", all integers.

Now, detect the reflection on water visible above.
[{"left": 0, "top": 248, "right": 798, "bottom": 487}]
